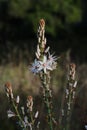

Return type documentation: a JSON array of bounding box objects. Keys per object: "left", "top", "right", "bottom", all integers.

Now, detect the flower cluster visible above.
[
  {"left": 66, "top": 63, "right": 77, "bottom": 101},
  {"left": 31, "top": 54, "right": 57, "bottom": 74},
  {"left": 31, "top": 19, "right": 58, "bottom": 130},
  {"left": 5, "top": 82, "right": 39, "bottom": 130},
  {"left": 4, "top": 19, "right": 79, "bottom": 130},
  {"left": 59, "top": 63, "right": 78, "bottom": 130},
  {"left": 31, "top": 19, "right": 57, "bottom": 74}
]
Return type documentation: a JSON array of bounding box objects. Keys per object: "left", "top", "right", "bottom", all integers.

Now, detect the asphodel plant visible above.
[{"left": 31, "top": 19, "right": 57, "bottom": 130}]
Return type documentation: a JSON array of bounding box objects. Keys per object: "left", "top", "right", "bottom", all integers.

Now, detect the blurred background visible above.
[{"left": 0, "top": 0, "right": 87, "bottom": 130}]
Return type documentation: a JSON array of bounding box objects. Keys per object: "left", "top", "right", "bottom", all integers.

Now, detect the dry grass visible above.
[{"left": 0, "top": 60, "right": 87, "bottom": 130}]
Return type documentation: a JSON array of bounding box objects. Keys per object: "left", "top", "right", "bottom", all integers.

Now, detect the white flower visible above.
[
  {"left": 72, "top": 91, "right": 75, "bottom": 99},
  {"left": 47, "top": 53, "right": 57, "bottom": 70},
  {"left": 28, "top": 123, "right": 32, "bottom": 130},
  {"left": 36, "top": 45, "right": 41, "bottom": 59},
  {"left": 7, "top": 109, "right": 15, "bottom": 118},
  {"left": 31, "top": 53, "right": 57, "bottom": 74},
  {"left": 65, "top": 89, "right": 69, "bottom": 99},
  {"left": 21, "top": 106, "right": 25, "bottom": 115},
  {"left": 39, "top": 55, "right": 53, "bottom": 73},
  {"left": 35, "top": 111, "right": 39, "bottom": 118},
  {"left": 24, "top": 116, "right": 29, "bottom": 124},
  {"left": 37, "top": 121, "right": 40, "bottom": 129},
  {"left": 48, "top": 53, "right": 57, "bottom": 64},
  {"left": 45, "top": 46, "right": 50, "bottom": 53},
  {"left": 73, "top": 81, "right": 77, "bottom": 88},
  {"left": 16, "top": 95, "right": 20, "bottom": 104},
  {"left": 31, "top": 59, "right": 41, "bottom": 74}
]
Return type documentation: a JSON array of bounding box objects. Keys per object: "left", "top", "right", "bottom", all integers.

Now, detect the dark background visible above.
[{"left": 0, "top": 0, "right": 87, "bottom": 64}]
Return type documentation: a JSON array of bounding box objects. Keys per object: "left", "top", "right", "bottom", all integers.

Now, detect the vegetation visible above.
[
  {"left": 1, "top": 18, "right": 87, "bottom": 130},
  {"left": 0, "top": 0, "right": 87, "bottom": 130}
]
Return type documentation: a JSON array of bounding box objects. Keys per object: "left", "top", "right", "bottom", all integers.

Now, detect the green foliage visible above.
[
  {"left": 8, "top": 0, "right": 31, "bottom": 17},
  {"left": 26, "top": 0, "right": 82, "bottom": 35},
  {"left": 0, "top": 0, "right": 82, "bottom": 36}
]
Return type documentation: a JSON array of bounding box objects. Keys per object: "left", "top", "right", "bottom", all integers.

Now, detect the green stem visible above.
[
  {"left": 43, "top": 73, "right": 53, "bottom": 130},
  {"left": 46, "top": 96, "right": 53, "bottom": 130},
  {"left": 30, "top": 111, "right": 35, "bottom": 130},
  {"left": 66, "top": 90, "right": 72, "bottom": 130},
  {"left": 12, "top": 100, "right": 27, "bottom": 129}
]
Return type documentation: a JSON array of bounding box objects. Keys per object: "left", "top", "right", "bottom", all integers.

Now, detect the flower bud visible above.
[
  {"left": 39, "top": 19, "right": 45, "bottom": 30},
  {"left": 5, "top": 82, "right": 13, "bottom": 99},
  {"left": 69, "top": 63, "right": 76, "bottom": 80},
  {"left": 16, "top": 95, "right": 20, "bottom": 104},
  {"left": 27, "top": 96, "right": 33, "bottom": 112}
]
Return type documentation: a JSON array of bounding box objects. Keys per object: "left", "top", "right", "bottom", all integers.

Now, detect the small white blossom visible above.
[
  {"left": 36, "top": 45, "right": 41, "bottom": 58},
  {"left": 35, "top": 111, "right": 39, "bottom": 118},
  {"left": 48, "top": 53, "right": 57, "bottom": 64},
  {"left": 31, "top": 53, "right": 57, "bottom": 74},
  {"left": 31, "top": 59, "right": 41, "bottom": 74},
  {"left": 16, "top": 95, "right": 20, "bottom": 104},
  {"left": 72, "top": 91, "right": 75, "bottom": 99},
  {"left": 73, "top": 81, "right": 77, "bottom": 88},
  {"left": 39, "top": 55, "right": 53, "bottom": 73},
  {"left": 45, "top": 46, "right": 50, "bottom": 53},
  {"left": 10, "top": 93, "right": 14, "bottom": 99},
  {"left": 7, "top": 110, "right": 15, "bottom": 118},
  {"left": 21, "top": 107, "right": 25, "bottom": 115},
  {"left": 66, "top": 89, "right": 69, "bottom": 98},
  {"left": 37, "top": 121, "right": 40, "bottom": 129},
  {"left": 28, "top": 123, "right": 32, "bottom": 130},
  {"left": 24, "top": 116, "right": 29, "bottom": 124}
]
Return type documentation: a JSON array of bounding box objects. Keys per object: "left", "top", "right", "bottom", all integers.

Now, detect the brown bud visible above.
[
  {"left": 5, "top": 82, "right": 12, "bottom": 94},
  {"left": 27, "top": 96, "right": 33, "bottom": 102},
  {"left": 5, "top": 82, "right": 13, "bottom": 99},
  {"left": 39, "top": 19, "right": 45, "bottom": 29},
  {"left": 27, "top": 96, "right": 33, "bottom": 112},
  {"left": 69, "top": 63, "right": 76, "bottom": 80},
  {"left": 70, "top": 63, "right": 76, "bottom": 70}
]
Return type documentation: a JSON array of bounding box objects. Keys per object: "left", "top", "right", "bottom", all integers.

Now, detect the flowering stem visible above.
[
  {"left": 65, "top": 63, "right": 77, "bottom": 130},
  {"left": 31, "top": 19, "right": 57, "bottom": 130},
  {"left": 42, "top": 73, "right": 53, "bottom": 130},
  {"left": 30, "top": 111, "right": 35, "bottom": 130},
  {"left": 12, "top": 100, "right": 26, "bottom": 129},
  {"left": 45, "top": 93, "right": 53, "bottom": 130},
  {"left": 66, "top": 95, "right": 71, "bottom": 130},
  {"left": 30, "top": 111, "right": 34, "bottom": 124}
]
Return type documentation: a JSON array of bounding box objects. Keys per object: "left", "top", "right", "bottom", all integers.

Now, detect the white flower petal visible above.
[
  {"left": 16, "top": 95, "right": 20, "bottom": 104},
  {"left": 7, "top": 110, "right": 15, "bottom": 118},
  {"left": 35, "top": 111, "right": 39, "bottom": 118},
  {"left": 24, "top": 116, "right": 29, "bottom": 124}
]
